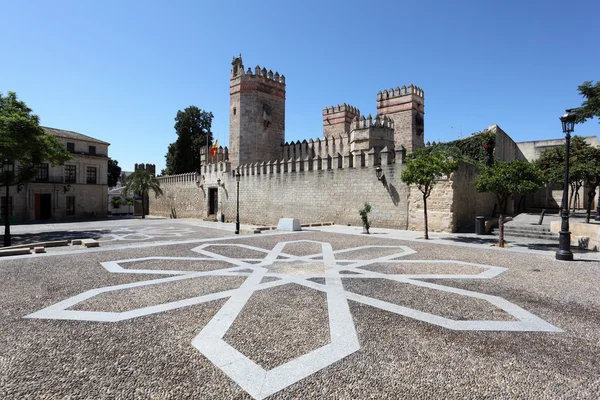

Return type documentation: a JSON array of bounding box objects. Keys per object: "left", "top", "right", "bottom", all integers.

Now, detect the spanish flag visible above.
[{"left": 210, "top": 140, "right": 218, "bottom": 158}]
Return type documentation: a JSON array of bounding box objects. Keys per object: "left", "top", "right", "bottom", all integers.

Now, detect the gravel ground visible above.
[
  {"left": 223, "top": 283, "right": 330, "bottom": 370},
  {"left": 73, "top": 275, "right": 247, "bottom": 313},
  {"left": 121, "top": 259, "right": 240, "bottom": 272},
  {"left": 342, "top": 278, "right": 516, "bottom": 321},
  {"left": 1, "top": 225, "right": 599, "bottom": 399},
  {"left": 358, "top": 262, "right": 485, "bottom": 275}
]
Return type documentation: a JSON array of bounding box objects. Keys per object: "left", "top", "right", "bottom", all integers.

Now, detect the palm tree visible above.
[{"left": 122, "top": 169, "right": 163, "bottom": 219}]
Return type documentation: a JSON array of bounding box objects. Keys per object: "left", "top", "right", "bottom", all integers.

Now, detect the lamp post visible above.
[
  {"left": 3, "top": 160, "right": 14, "bottom": 247},
  {"left": 235, "top": 171, "right": 241, "bottom": 234},
  {"left": 556, "top": 109, "right": 576, "bottom": 261},
  {"left": 375, "top": 165, "right": 383, "bottom": 181}
]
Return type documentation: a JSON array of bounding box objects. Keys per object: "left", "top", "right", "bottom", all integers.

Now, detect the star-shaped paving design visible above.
[{"left": 26, "top": 240, "right": 561, "bottom": 399}]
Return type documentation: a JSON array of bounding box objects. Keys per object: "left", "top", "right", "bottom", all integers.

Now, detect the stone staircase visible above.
[{"left": 502, "top": 224, "right": 559, "bottom": 240}]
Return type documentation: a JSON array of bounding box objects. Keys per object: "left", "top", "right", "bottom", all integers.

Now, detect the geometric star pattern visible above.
[
  {"left": 98, "top": 226, "right": 195, "bottom": 241},
  {"left": 26, "top": 240, "right": 561, "bottom": 399}
]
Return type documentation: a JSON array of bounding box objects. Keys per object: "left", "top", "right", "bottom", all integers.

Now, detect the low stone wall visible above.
[{"left": 550, "top": 221, "right": 600, "bottom": 251}]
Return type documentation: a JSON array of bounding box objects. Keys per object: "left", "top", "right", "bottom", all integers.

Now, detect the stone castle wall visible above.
[{"left": 150, "top": 149, "right": 497, "bottom": 232}]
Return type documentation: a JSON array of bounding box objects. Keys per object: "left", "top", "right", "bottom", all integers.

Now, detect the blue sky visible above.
[{"left": 2, "top": 0, "right": 599, "bottom": 172}]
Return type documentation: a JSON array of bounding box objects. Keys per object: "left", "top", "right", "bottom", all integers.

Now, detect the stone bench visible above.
[{"left": 277, "top": 218, "right": 302, "bottom": 231}]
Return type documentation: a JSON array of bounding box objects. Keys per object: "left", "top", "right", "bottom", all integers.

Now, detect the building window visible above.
[
  {"left": 1, "top": 196, "right": 13, "bottom": 218},
  {"left": 89, "top": 146, "right": 96, "bottom": 155},
  {"left": 35, "top": 163, "right": 49, "bottom": 182},
  {"left": 67, "top": 142, "right": 75, "bottom": 152},
  {"left": 86, "top": 166, "right": 97, "bottom": 184},
  {"left": 65, "top": 165, "right": 76, "bottom": 183},
  {"left": 66, "top": 196, "right": 75, "bottom": 216}
]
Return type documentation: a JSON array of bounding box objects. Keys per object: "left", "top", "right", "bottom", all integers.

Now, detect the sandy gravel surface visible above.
[{"left": 1, "top": 226, "right": 598, "bottom": 399}]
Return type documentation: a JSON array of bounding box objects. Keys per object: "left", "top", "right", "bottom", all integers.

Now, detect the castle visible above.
[{"left": 151, "top": 55, "right": 513, "bottom": 232}]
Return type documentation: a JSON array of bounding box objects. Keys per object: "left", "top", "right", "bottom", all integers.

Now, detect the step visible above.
[
  {"left": 504, "top": 225, "right": 552, "bottom": 233},
  {"left": 504, "top": 232, "right": 559, "bottom": 240}
]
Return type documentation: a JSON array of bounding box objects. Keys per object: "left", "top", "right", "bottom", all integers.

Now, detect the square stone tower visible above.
[
  {"left": 376, "top": 84, "right": 424, "bottom": 152},
  {"left": 322, "top": 103, "right": 361, "bottom": 139},
  {"left": 229, "top": 55, "right": 286, "bottom": 167}
]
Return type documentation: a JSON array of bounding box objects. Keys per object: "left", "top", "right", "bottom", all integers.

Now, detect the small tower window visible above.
[{"left": 233, "top": 107, "right": 236, "bottom": 116}]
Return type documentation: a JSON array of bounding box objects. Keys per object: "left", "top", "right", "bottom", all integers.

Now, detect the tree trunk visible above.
[
  {"left": 569, "top": 182, "right": 575, "bottom": 211},
  {"left": 574, "top": 181, "right": 582, "bottom": 211},
  {"left": 423, "top": 194, "right": 429, "bottom": 240},
  {"left": 586, "top": 188, "right": 596, "bottom": 224},
  {"left": 141, "top": 194, "right": 146, "bottom": 219},
  {"left": 498, "top": 197, "right": 506, "bottom": 248}
]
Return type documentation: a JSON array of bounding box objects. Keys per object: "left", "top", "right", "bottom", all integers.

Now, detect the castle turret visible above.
[
  {"left": 350, "top": 115, "right": 395, "bottom": 154},
  {"left": 322, "top": 103, "right": 361, "bottom": 139},
  {"left": 229, "top": 55, "right": 286, "bottom": 167},
  {"left": 376, "top": 84, "right": 424, "bottom": 152}
]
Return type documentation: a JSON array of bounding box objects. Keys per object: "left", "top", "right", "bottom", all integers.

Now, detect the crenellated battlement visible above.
[
  {"left": 157, "top": 172, "right": 199, "bottom": 186},
  {"left": 377, "top": 84, "right": 424, "bottom": 101},
  {"left": 230, "top": 56, "right": 285, "bottom": 84},
  {"left": 230, "top": 146, "right": 403, "bottom": 178},
  {"left": 322, "top": 103, "right": 361, "bottom": 139},
  {"left": 350, "top": 114, "right": 394, "bottom": 130},
  {"left": 281, "top": 135, "right": 352, "bottom": 161},
  {"left": 322, "top": 103, "right": 360, "bottom": 116}
]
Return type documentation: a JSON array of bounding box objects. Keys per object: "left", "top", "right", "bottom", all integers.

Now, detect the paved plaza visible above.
[{"left": 1, "top": 219, "right": 599, "bottom": 399}]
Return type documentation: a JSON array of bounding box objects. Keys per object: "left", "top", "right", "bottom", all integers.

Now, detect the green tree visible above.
[
  {"left": 107, "top": 157, "right": 122, "bottom": 188},
  {"left": 359, "top": 202, "right": 372, "bottom": 234},
  {"left": 122, "top": 169, "right": 163, "bottom": 219},
  {"left": 401, "top": 149, "right": 459, "bottom": 239},
  {"left": 537, "top": 136, "right": 592, "bottom": 211},
  {"left": 581, "top": 146, "right": 600, "bottom": 223},
  {"left": 164, "top": 106, "right": 213, "bottom": 175},
  {"left": 475, "top": 160, "right": 544, "bottom": 248},
  {"left": 110, "top": 196, "right": 122, "bottom": 209},
  {"left": 574, "top": 81, "right": 600, "bottom": 124},
  {"left": 0, "top": 91, "right": 71, "bottom": 246}
]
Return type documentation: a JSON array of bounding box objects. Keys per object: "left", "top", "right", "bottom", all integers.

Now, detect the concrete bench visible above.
[
  {"left": 0, "top": 248, "right": 32, "bottom": 257},
  {"left": 277, "top": 218, "right": 302, "bottom": 231},
  {"left": 81, "top": 239, "right": 100, "bottom": 248}
]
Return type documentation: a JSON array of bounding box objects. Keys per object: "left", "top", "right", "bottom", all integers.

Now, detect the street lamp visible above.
[
  {"left": 235, "top": 171, "right": 241, "bottom": 235},
  {"left": 375, "top": 165, "right": 383, "bottom": 181},
  {"left": 2, "top": 160, "right": 14, "bottom": 247},
  {"left": 556, "top": 109, "right": 576, "bottom": 261}
]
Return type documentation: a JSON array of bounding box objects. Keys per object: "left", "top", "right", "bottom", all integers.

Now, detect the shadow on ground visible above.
[{"left": 3, "top": 230, "right": 110, "bottom": 246}]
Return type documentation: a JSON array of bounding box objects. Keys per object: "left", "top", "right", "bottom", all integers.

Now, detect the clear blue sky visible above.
[{"left": 2, "top": 0, "right": 599, "bottom": 173}]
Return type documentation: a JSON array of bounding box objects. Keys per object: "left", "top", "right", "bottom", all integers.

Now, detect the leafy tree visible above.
[
  {"left": 107, "top": 157, "right": 122, "bottom": 188},
  {"left": 359, "top": 202, "right": 372, "bottom": 234},
  {"left": 475, "top": 160, "right": 544, "bottom": 248},
  {"left": 164, "top": 106, "right": 213, "bottom": 175},
  {"left": 581, "top": 146, "right": 600, "bottom": 223},
  {"left": 122, "top": 169, "right": 163, "bottom": 219},
  {"left": 536, "top": 136, "right": 592, "bottom": 211},
  {"left": 110, "top": 196, "right": 122, "bottom": 209},
  {"left": 401, "top": 149, "right": 459, "bottom": 239},
  {"left": 0, "top": 91, "right": 71, "bottom": 246},
  {"left": 428, "top": 129, "right": 496, "bottom": 166},
  {"left": 574, "top": 81, "right": 600, "bottom": 124}
]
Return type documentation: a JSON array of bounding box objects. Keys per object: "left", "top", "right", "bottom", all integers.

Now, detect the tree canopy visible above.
[
  {"left": 122, "top": 169, "right": 163, "bottom": 219},
  {"left": 475, "top": 160, "right": 544, "bottom": 247},
  {"left": 401, "top": 149, "right": 458, "bottom": 239},
  {"left": 107, "top": 157, "right": 122, "bottom": 188},
  {"left": 0, "top": 91, "right": 71, "bottom": 186},
  {"left": 427, "top": 129, "right": 496, "bottom": 167},
  {"left": 575, "top": 80, "right": 600, "bottom": 124},
  {"left": 536, "top": 136, "right": 594, "bottom": 210},
  {"left": 164, "top": 106, "right": 213, "bottom": 175}
]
